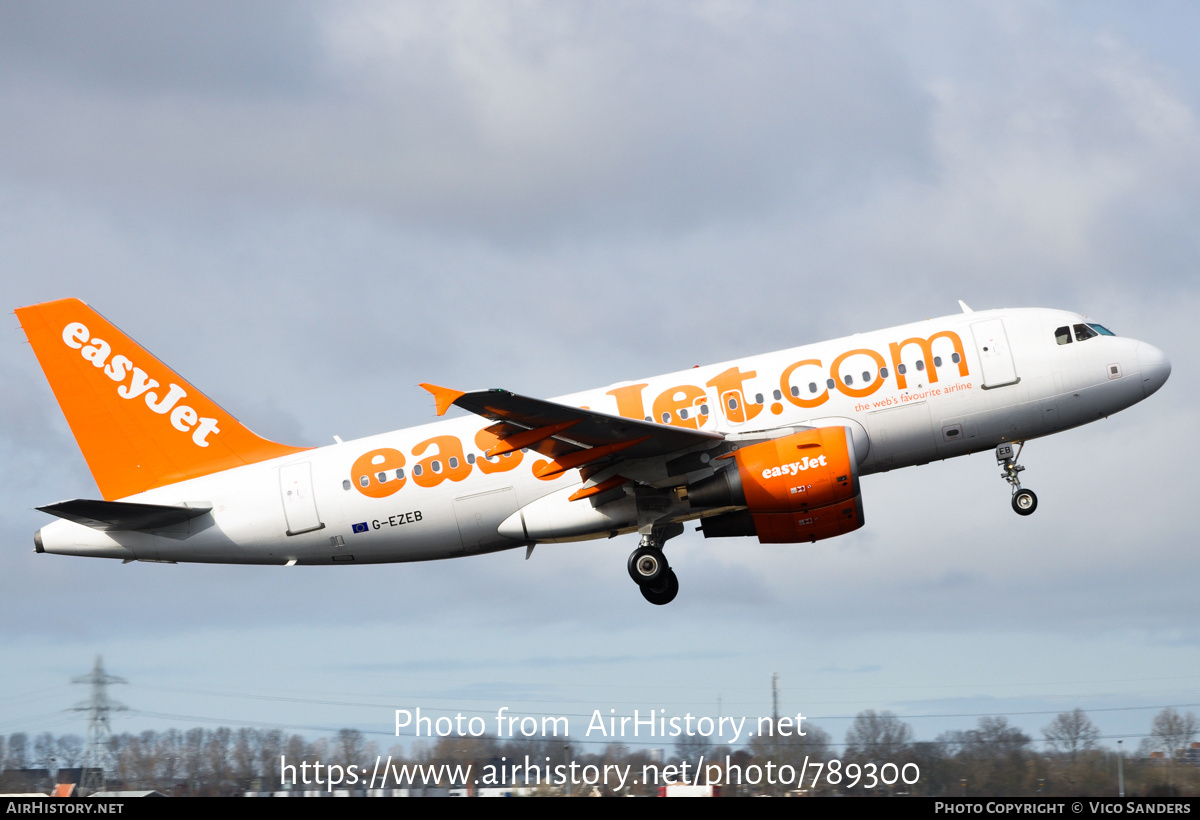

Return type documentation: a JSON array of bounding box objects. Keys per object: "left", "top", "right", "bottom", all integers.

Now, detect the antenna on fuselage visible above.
[{"left": 958, "top": 300, "right": 974, "bottom": 313}]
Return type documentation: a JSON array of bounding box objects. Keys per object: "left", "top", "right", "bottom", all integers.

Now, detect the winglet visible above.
[{"left": 419, "top": 383, "right": 466, "bottom": 416}]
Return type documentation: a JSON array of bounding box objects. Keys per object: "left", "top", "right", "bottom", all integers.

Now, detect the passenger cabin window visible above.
[
  {"left": 1074, "top": 323, "right": 1098, "bottom": 342},
  {"left": 342, "top": 479, "right": 351, "bottom": 491},
  {"left": 1055, "top": 326, "right": 1071, "bottom": 345},
  {"left": 951, "top": 352, "right": 961, "bottom": 363}
]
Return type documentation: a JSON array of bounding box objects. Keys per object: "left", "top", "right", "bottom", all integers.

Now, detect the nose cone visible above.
[{"left": 1137, "top": 342, "right": 1171, "bottom": 398}]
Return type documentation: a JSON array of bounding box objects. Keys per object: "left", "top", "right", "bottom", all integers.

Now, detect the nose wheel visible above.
[
  {"left": 1012, "top": 488, "right": 1038, "bottom": 515},
  {"left": 997, "top": 442, "right": 1037, "bottom": 516},
  {"left": 627, "top": 525, "right": 682, "bottom": 605}
]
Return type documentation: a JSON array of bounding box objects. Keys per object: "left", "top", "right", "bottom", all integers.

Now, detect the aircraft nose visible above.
[{"left": 1137, "top": 341, "right": 1171, "bottom": 398}]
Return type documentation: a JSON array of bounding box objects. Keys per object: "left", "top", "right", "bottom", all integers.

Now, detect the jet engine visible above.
[{"left": 688, "top": 426, "right": 865, "bottom": 543}]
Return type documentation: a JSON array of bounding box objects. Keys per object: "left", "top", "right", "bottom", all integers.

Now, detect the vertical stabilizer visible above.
[{"left": 17, "top": 298, "right": 310, "bottom": 500}]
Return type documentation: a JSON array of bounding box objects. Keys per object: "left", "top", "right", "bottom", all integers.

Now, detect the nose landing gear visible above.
[
  {"left": 628, "top": 523, "right": 682, "bottom": 605},
  {"left": 1012, "top": 488, "right": 1037, "bottom": 515},
  {"left": 997, "top": 442, "right": 1037, "bottom": 516}
]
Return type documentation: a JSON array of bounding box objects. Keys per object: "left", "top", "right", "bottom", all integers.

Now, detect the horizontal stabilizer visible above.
[{"left": 37, "top": 499, "right": 212, "bottom": 532}]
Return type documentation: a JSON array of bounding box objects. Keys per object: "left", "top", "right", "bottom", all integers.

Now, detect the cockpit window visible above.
[
  {"left": 1088, "top": 323, "right": 1115, "bottom": 336},
  {"left": 1055, "top": 326, "right": 1071, "bottom": 345},
  {"left": 1073, "top": 324, "right": 1098, "bottom": 342}
]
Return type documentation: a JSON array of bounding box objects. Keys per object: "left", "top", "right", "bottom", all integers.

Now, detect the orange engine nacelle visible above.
[{"left": 689, "top": 426, "right": 865, "bottom": 544}]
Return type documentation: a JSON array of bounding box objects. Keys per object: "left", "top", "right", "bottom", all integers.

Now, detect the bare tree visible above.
[
  {"left": 56, "top": 735, "right": 84, "bottom": 769},
  {"left": 258, "top": 729, "right": 284, "bottom": 790},
  {"left": 233, "top": 728, "right": 259, "bottom": 787},
  {"left": 334, "top": 728, "right": 366, "bottom": 769},
  {"left": 674, "top": 731, "right": 711, "bottom": 776},
  {"left": 32, "top": 732, "right": 56, "bottom": 769},
  {"left": 945, "top": 717, "right": 1033, "bottom": 796},
  {"left": 845, "top": 710, "right": 914, "bottom": 762},
  {"left": 182, "top": 728, "right": 205, "bottom": 794},
  {"left": 7, "top": 733, "right": 28, "bottom": 769},
  {"left": 748, "top": 721, "right": 831, "bottom": 795},
  {"left": 154, "top": 729, "right": 181, "bottom": 790},
  {"left": 127, "top": 731, "right": 160, "bottom": 787},
  {"left": 1043, "top": 709, "right": 1101, "bottom": 789},
  {"left": 1150, "top": 707, "right": 1199, "bottom": 761},
  {"left": 1043, "top": 709, "right": 1100, "bottom": 761},
  {"left": 1148, "top": 707, "right": 1199, "bottom": 790},
  {"left": 205, "top": 727, "right": 232, "bottom": 794}
]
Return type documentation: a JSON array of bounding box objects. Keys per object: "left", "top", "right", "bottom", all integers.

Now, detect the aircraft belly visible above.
[
  {"left": 865, "top": 402, "right": 936, "bottom": 469},
  {"left": 454, "top": 486, "right": 522, "bottom": 553}
]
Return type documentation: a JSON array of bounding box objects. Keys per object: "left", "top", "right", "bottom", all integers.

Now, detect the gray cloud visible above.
[{"left": 1, "top": 2, "right": 1197, "bottom": 745}]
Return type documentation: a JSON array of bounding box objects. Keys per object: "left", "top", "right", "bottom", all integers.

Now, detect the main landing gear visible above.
[
  {"left": 628, "top": 523, "right": 682, "bottom": 605},
  {"left": 997, "top": 442, "right": 1037, "bottom": 516}
]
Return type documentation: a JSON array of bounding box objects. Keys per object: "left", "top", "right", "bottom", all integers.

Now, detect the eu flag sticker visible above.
[{"left": 351, "top": 522, "right": 369, "bottom": 534}]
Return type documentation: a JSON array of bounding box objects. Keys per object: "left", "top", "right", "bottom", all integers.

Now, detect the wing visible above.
[{"left": 420, "top": 384, "right": 723, "bottom": 482}]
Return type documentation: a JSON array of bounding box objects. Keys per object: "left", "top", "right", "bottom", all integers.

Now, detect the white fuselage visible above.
[{"left": 36, "top": 307, "right": 1170, "bottom": 565}]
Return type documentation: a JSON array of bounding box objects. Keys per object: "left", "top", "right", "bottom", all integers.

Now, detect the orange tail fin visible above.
[{"left": 17, "top": 298, "right": 310, "bottom": 500}]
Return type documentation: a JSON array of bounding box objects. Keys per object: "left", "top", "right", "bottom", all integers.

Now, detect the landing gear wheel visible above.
[
  {"left": 628, "top": 547, "right": 667, "bottom": 586},
  {"left": 997, "top": 442, "right": 1037, "bottom": 516},
  {"left": 1012, "top": 489, "right": 1038, "bottom": 516},
  {"left": 640, "top": 570, "right": 679, "bottom": 606}
]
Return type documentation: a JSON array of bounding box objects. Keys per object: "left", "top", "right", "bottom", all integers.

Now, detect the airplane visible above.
[{"left": 17, "top": 298, "right": 1170, "bottom": 605}]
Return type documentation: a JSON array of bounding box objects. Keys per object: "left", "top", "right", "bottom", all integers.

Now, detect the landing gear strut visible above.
[
  {"left": 628, "top": 524, "right": 682, "bottom": 605},
  {"left": 997, "top": 442, "right": 1037, "bottom": 516}
]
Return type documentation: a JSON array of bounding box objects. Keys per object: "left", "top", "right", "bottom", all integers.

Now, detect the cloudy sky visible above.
[{"left": 2, "top": 1, "right": 1197, "bottom": 758}]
